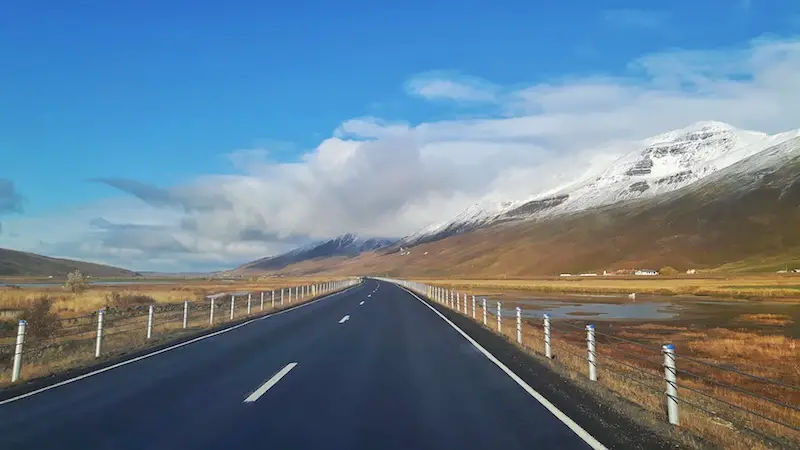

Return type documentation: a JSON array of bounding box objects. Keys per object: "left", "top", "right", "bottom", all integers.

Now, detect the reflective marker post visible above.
[
  {"left": 544, "top": 314, "right": 552, "bottom": 359},
  {"left": 497, "top": 301, "right": 502, "bottom": 333},
  {"left": 209, "top": 298, "right": 215, "bottom": 325},
  {"left": 587, "top": 324, "right": 597, "bottom": 381},
  {"left": 147, "top": 305, "right": 154, "bottom": 339},
  {"left": 472, "top": 295, "right": 476, "bottom": 319},
  {"left": 663, "top": 344, "right": 679, "bottom": 425},
  {"left": 183, "top": 300, "right": 189, "bottom": 329},
  {"left": 11, "top": 320, "right": 26, "bottom": 382},
  {"left": 95, "top": 309, "right": 104, "bottom": 357}
]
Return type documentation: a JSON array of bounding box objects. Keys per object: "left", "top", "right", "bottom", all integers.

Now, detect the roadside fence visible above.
[
  {"left": 386, "top": 279, "right": 800, "bottom": 450},
  {"left": 0, "top": 278, "right": 359, "bottom": 386}
]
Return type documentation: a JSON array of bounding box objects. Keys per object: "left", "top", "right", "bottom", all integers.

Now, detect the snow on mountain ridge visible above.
[
  {"left": 406, "top": 199, "right": 520, "bottom": 241},
  {"left": 403, "top": 121, "right": 800, "bottom": 246}
]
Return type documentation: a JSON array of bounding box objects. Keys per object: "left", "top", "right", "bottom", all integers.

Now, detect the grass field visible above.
[
  {"left": 421, "top": 280, "right": 799, "bottom": 450},
  {"left": 414, "top": 275, "right": 800, "bottom": 301},
  {"left": 0, "top": 277, "right": 340, "bottom": 316}
]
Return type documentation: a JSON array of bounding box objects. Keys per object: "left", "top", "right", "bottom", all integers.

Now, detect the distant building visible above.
[
  {"left": 560, "top": 273, "right": 572, "bottom": 277},
  {"left": 686, "top": 269, "right": 696, "bottom": 275},
  {"left": 579, "top": 273, "right": 598, "bottom": 277},
  {"left": 635, "top": 269, "right": 659, "bottom": 276}
]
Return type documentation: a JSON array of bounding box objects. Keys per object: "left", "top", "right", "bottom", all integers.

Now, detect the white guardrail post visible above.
[
  {"left": 544, "top": 313, "right": 552, "bottom": 359},
  {"left": 147, "top": 304, "right": 154, "bottom": 339},
  {"left": 272, "top": 290, "right": 276, "bottom": 308},
  {"left": 516, "top": 306, "right": 522, "bottom": 344},
  {"left": 11, "top": 319, "right": 26, "bottom": 382},
  {"left": 95, "top": 309, "right": 105, "bottom": 357},
  {"left": 482, "top": 298, "right": 487, "bottom": 326},
  {"left": 260, "top": 292, "right": 265, "bottom": 311},
  {"left": 456, "top": 292, "right": 460, "bottom": 312},
  {"left": 463, "top": 293, "right": 467, "bottom": 314},
  {"left": 183, "top": 300, "right": 189, "bottom": 329},
  {"left": 497, "top": 301, "right": 502, "bottom": 332},
  {"left": 281, "top": 288, "right": 285, "bottom": 306},
  {"left": 663, "top": 344, "right": 680, "bottom": 425},
  {"left": 230, "top": 295, "right": 236, "bottom": 320},
  {"left": 587, "top": 324, "right": 597, "bottom": 381},
  {"left": 247, "top": 294, "right": 252, "bottom": 315}
]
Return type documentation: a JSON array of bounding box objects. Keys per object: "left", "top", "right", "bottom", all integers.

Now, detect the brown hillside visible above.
[
  {"left": 254, "top": 150, "right": 800, "bottom": 277},
  {"left": 0, "top": 248, "right": 136, "bottom": 277}
]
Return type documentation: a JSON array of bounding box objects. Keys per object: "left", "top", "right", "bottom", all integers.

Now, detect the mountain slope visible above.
[
  {"left": 401, "top": 121, "right": 800, "bottom": 248},
  {"left": 237, "top": 233, "right": 395, "bottom": 272},
  {"left": 0, "top": 248, "right": 137, "bottom": 277},
  {"left": 279, "top": 134, "right": 800, "bottom": 276}
]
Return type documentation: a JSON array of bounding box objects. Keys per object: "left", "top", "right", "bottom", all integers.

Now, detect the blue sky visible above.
[{"left": 2, "top": 1, "right": 800, "bottom": 271}]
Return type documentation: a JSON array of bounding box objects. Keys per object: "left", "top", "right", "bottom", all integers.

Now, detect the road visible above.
[{"left": 0, "top": 279, "right": 604, "bottom": 450}]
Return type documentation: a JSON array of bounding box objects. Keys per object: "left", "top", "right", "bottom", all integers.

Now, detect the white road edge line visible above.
[
  {"left": 396, "top": 283, "right": 609, "bottom": 450},
  {"left": 339, "top": 315, "right": 350, "bottom": 324},
  {"left": 243, "top": 363, "right": 297, "bottom": 403},
  {"left": 0, "top": 283, "right": 362, "bottom": 406}
]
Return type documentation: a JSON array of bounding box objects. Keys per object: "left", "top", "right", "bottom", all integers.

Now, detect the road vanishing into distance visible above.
[{"left": 0, "top": 279, "right": 670, "bottom": 450}]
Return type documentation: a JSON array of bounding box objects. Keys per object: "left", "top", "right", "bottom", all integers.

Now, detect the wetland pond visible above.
[{"left": 480, "top": 291, "right": 800, "bottom": 337}]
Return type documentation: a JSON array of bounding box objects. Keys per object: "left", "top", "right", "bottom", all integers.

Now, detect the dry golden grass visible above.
[
  {"left": 417, "top": 275, "right": 800, "bottom": 301},
  {"left": 735, "top": 313, "right": 794, "bottom": 326},
  {"left": 432, "top": 289, "right": 800, "bottom": 450},
  {"left": 0, "top": 277, "right": 340, "bottom": 316}
]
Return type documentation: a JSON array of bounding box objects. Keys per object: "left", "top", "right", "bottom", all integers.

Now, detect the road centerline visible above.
[
  {"left": 359, "top": 301, "right": 365, "bottom": 306},
  {"left": 339, "top": 315, "right": 350, "bottom": 323},
  {"left": 244, "top": 363, "right": 298, "bottom": 403}
]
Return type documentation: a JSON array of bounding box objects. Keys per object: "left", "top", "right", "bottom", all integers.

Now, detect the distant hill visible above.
[
  {"left": 262, "top": 126, "right": 800, "bottom": 277},
  {"left": 0, "top": 248, "right": 137, "bottom": 277},
  {"left": 237, "top": 233, "right": 395, "bottom": 272}
]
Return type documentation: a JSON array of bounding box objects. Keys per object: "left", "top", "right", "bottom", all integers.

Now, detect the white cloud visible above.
[
  {"left": 405, "top": 71, "right": 498, "bottom": 102},
  {"left": 6, "top": 36, "right": 800, "bottom": 271}
]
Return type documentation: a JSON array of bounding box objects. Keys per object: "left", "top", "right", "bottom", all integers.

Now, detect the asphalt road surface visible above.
[{"left": 0, "top": 279, "right": 636, "bottom": 449}]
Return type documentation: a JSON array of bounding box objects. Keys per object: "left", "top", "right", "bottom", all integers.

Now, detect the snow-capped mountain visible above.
[
  {"left": 402, "top": 121, "right": 800, "bottom": 247},
  {"left": 238, "top": 233, "right": 396, "bottom": 271}
]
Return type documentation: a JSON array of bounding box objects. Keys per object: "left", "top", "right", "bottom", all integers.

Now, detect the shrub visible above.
[
  {"left": 0, "top": 319, "right": 16, "bottom": 337},
  {"left": 105, "top": 291, "right": 157, "bottom": 308},
  {"left": 63, "top": 270, "right": 89, "bottom": 293},
  {"left": 19, "top": 296, "right": 61, "bottom": 340},
  {"left": 659, "top": 266, "right": 680, "bottom": 276}
]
